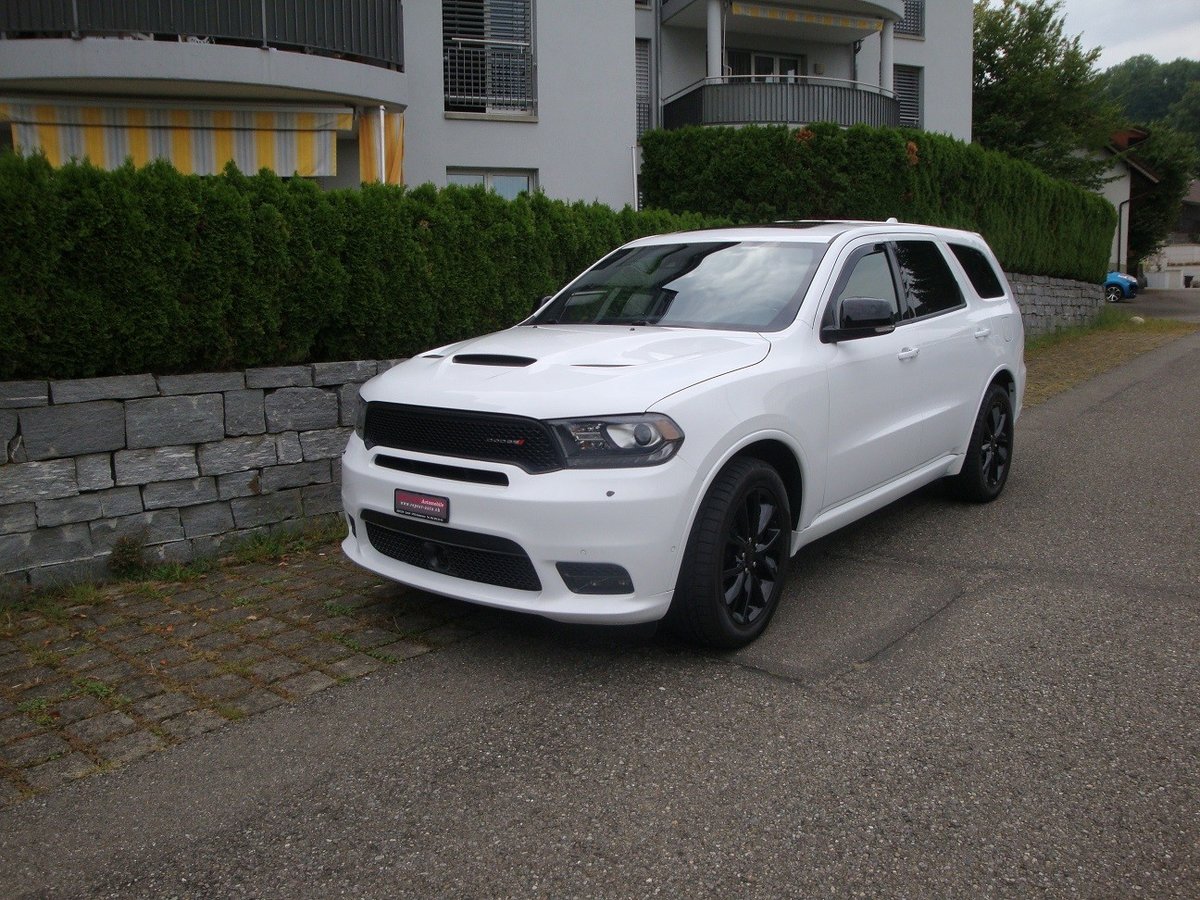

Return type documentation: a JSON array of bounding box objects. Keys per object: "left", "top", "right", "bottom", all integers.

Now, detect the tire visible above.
[
  {"left": 948, "top": 383, "right": 1014, "bottom": 503},
  {"left": 667, "top": 458, "right": 791, "bottom": 649},
  {"left": 1105, "top": 284, "right": 1123, "bottom": 303}
]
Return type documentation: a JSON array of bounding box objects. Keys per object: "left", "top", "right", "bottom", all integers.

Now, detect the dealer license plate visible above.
[{"left": 394, "top": 489, "right": 450, "bottom": 523}]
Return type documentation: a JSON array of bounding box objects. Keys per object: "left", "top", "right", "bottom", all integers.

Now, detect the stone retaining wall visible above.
[
  {"left": 1, "top": 361, "right": 399, "bottom": 588},
  {"left": 0, "top": 273, "right": 1108, "bottom": 587},
  {"left": 1008, "top": 272, "right": 1105, "bottom": 336}
]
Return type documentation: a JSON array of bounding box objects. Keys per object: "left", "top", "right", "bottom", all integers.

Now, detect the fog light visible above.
[{"left": 556, "top": 562, "right": 634, "bottom": 595}]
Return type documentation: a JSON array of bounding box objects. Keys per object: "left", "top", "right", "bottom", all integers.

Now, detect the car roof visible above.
[{"left": 625, "top": 220, "right": 988, "bottom": 247}]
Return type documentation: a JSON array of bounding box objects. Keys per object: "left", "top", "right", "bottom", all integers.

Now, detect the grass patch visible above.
[
  {"left": 73, "top": 678, "right": 115, "bottom": 701},
  {"left": 323, "top": 601, "right": 356, "bottom": 617},
  {"left": 1025, "top": 306, "right": 1194, "bottom": 353},
  {"left": 231, "top": 516, "right": 346, "bottom": 565},
  {"left": 214, "top": 704, "right": 246, "bottom": 721},
  {"left": 330, "top": 633, "right": 399, "bottom": 665},
  {"left": 1024, "top": 311, "right": 1198, "bottom": 408},
  {"left": 137, "top": 558, "right": 217, "bottom": 584}
]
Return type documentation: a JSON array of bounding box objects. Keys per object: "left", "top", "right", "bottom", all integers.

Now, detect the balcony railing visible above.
[
  {"left": 0, "top": 0, "right": 404, "bottom": 71},
  {"left": 663, "top": 76, "right": 899, "bottom": 130}
]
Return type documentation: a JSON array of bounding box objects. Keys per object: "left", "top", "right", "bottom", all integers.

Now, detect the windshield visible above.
[{"left": 530, "top": 241, "right": 827, "bottom": 331}]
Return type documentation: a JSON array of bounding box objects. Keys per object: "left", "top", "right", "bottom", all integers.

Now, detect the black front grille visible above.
[
  {"left": 362, "top": 509, "right": 541, "bottom": 592},
  {"left": 363, "top": 403, "right": 562, "bottom": 473}
]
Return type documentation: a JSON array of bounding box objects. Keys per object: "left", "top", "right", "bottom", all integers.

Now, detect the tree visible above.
[
  {"left": 1102, "top": 56, "right": 1200, "bottom": 166},
  {"left": 1127, "top": 126, "right": 1199, "bottom": 269},
  {"left": 1101, "top": 56, "right": 1200, "bottom": 124},
  {"left": 973, "top": 0, "right": 1122, "bottom": 189}
]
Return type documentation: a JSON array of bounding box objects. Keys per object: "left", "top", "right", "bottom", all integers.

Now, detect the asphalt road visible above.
[
  {"left": 2, "top": 332, "right": 1198, "bottom": 898},
  {"left": 1123, "top": 286, "right": 1200, "bottom": 322}
]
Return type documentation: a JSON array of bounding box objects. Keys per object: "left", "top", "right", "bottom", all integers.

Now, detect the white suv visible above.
[{"left": 341, "top": 222, "right": 1025, "bottom": 647}]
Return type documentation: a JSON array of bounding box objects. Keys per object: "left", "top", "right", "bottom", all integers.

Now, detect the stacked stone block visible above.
[
  {"left": 1, "top": 360, "right": 399, "bottom": 587},
  {"left": 1007, "top": 273, "right": 1105, "bottom": 336}
]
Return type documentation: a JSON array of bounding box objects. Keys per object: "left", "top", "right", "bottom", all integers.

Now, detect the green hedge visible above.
[
  {"left": 640, "top": 124, "right": 1115, "bottom": 282},
  {"left": 0, "top": 155, "right": 718, "bottom": 381}
]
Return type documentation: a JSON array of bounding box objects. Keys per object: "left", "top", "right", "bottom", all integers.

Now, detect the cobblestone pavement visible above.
[{"left": 0, "top": 542, "right": 496, "bottom": 805}]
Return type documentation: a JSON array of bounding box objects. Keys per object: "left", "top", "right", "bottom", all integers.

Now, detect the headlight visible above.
[
  {"left": 547, "top": 413, "right": 684, "bottom": 468},
  {"left": 354, "top": 394, "right": 368, "bottom": 441}
]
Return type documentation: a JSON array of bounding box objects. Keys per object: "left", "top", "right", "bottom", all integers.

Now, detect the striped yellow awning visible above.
[
  {"left": 358, "top": 110, "right": 404, "bottom": 185},
  {"left": 730, "top": 2, "right": 882, "bottom": 32},
  {"left": 0, "top": 100, "right": 354, "bottom": 177}
]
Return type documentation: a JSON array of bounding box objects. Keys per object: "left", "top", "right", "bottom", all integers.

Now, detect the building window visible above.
[
  {"left": 895, "top": 0, "right": 925, "bottom": 38},
  {"left": 447, "top": 168, "right": 538, "bottom": 199},
  {"left": 636, "top": 39, "right": 652, "bottom": 139},
  {"left": 728, "top": 49, "right": 806, "bottom": 81},
  {"left": 894, "top": 65, "right": 922, "bottom": 128},
  {"left": 443, "top": 0, "right": 536, "bottom": 115}
]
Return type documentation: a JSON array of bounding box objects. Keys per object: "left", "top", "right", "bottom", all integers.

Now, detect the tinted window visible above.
[
  {"left": 836, "top": 248, "right": 899, "bottom": 315},
  {"left": 894, "top": 241, "right": 964, "bottom": 319},
  {"left": 532, "top": 242, "right": 826, "bottom": 332},
  {"left": 949, "top": 244, "right": 1005, "bottom": 298}
]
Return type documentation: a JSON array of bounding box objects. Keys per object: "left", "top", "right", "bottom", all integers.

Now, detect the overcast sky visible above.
[{"left": 1054, "top": 0, "right": 1200, "bottom": 70}]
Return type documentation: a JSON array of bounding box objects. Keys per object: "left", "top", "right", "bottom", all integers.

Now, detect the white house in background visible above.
[{"left": 0, "top": 0, "right": 972, "bottom": 209}]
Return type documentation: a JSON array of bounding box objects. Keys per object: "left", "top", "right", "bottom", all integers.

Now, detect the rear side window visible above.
[
  {"left": 949, "top": 244, "right": 1006, "bottom": 299},
  {"left": 894, "top": 241, "right": 964, "bottom": 319}
]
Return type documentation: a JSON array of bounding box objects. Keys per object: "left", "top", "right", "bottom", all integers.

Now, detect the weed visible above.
[
  {"left": 26, "top": 647, "right": 64, "bottom": 667},
  {"left": 16, "top": 697, "right": 56, "bottom": 727},
  {"left": 136, "top": 558, "right": 217, "bottom": 584},
  {"left": 323, "top": 601, "right": 355, "bottom": 617},
  {"left": 214, "top": 704, "right": 245, "bottom": 721},
  {"left": 330, "top": 633, "right": 398, "bottom": 665},
  {"left": 108, "top": 532, "right": 149, "bottom": 578},
  {"left": 74, "top": 678, "right": 114, "bottom": 701},
  {"left": 232, "top": 517, "right": 345, "bottom": 565},
  {"left": 231, "top": 597, "right": 259, "bottom": 609}
]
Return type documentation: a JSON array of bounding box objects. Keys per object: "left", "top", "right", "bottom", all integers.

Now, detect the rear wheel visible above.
[
  {"left": 949, "top": 383, "right": 1014, "bottom": 502},
  {"left": 667, "top": 458, "right": 791, "bottom": 649},
  {"left": 1105, "top": 284, "right": 1123, "bottom": 303}
]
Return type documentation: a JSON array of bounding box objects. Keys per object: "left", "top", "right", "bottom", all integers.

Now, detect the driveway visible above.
[
  {"left": 2, "top": 332, "right": 1198, "bottom": 897},
  {"left": 1124, "top": 286, "right": 1200, "bottom": 322}
]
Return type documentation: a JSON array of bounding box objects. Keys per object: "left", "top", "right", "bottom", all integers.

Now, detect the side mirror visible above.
[
  {"left": 532, "top": 295, "right": 551, "bottom": 315},
  {"left": 820, "top": 296, "right": 897, "bottom": 343}
]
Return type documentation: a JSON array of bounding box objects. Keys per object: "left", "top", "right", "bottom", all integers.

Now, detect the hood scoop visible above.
[{"left": 453, "top": 354, "right": 537, "bottom": 367}]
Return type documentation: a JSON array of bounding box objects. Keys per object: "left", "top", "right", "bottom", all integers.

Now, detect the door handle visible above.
[
  {"left": 974, "top": 326, "right": 991, "bottom": 340},
  {"left": 897, "top": 347, "right": 919, "bottom": 361}
]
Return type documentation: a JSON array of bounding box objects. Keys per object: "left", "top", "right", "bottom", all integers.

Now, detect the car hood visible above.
[{"left": 360, "top": 325, "right": 771, "bottom": 419}]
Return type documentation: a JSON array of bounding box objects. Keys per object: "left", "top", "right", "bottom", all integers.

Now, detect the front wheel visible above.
[
  {"left": 1105, "top": 284, "right": 1123, "bottom": 303},
  {"left": 948, "top": 383, "right": 1014, "bottom": 503},
  {"left": 667, "top": 458, "right": 791, "bottom": 649}
]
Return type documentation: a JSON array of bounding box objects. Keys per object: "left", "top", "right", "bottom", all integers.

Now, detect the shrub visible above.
[
  {"left": 0, "top": 155, "right": 718, "bottom": 380},
  {"left": 639, "top": 124, "right": 1115, "bottom": 282}
]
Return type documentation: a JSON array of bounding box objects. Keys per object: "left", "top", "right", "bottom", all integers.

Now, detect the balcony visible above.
[
  {"left": 0, "top": 0, "right": 403, "bottom": 71},
  {"left": 663, "top": 77, "right": 899, "bottom": 130}
]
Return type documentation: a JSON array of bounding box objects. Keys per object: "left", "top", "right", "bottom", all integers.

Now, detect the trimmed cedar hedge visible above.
[
  {"left": 640, "top": 124, "right": 1115, "bottom": 283},
  {"left": 0, "top": 154, "right": 719, "bottom": 380}
]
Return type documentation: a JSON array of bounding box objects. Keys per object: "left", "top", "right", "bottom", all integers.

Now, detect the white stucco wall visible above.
[
  {"left": 1099, "top": 161, "right": 1131, "bottom": 271},
  {"left": 401, "top": 0, "right": 637, "bottom": 208},
  {"left": 856, "top": 0, "right": 973, "bottom": 140}
]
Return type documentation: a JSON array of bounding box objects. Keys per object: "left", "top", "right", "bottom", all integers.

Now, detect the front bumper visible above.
[{"left": 339, "top": 436, "right": 698, "bottom": 624}]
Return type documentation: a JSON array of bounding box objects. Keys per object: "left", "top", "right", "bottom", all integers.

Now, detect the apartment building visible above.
[{"left": 0, "top": 1, "right": 972, "bottom": 209}]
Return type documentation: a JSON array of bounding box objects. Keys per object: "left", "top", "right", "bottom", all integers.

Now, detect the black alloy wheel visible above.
[
  {"left": 721, "top": 485, "right": 786, "bottom": 627},
  {"left": 949, "top": 383, "right": 1015, "bottom": 503},
  {"left": 668, "top": 458, "right": 791, "bottom": 648}
]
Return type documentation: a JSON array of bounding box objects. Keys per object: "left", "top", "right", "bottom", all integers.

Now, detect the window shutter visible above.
[
  {"left": 636, "top": 39, "right": 651, "bottom": 139},
  {"left": 895, "top": 0, "right": 925, "bottom": 37},
  {"left": 894, "top": 65, "right": 922, "bottom": 128}
]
